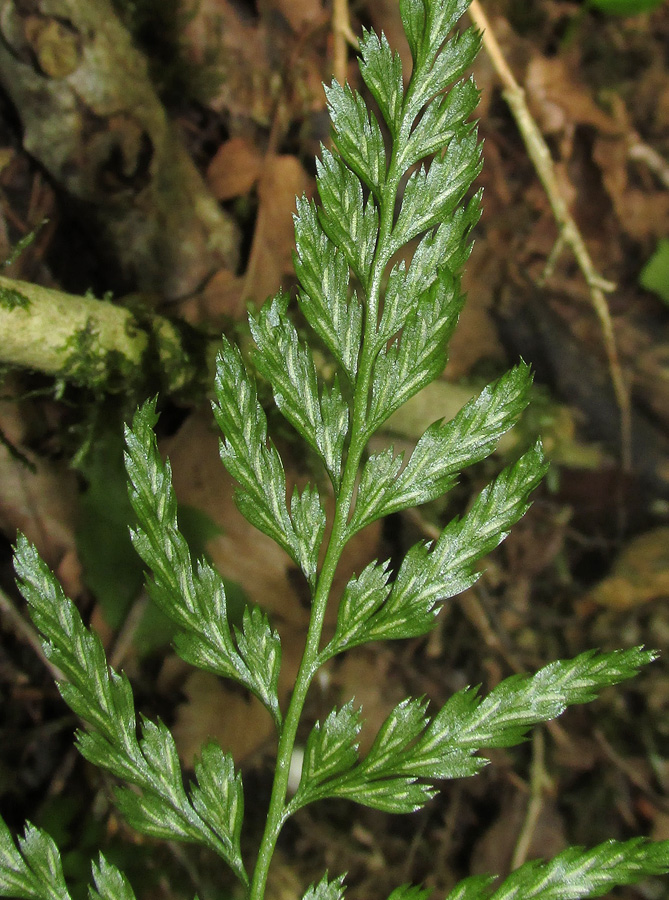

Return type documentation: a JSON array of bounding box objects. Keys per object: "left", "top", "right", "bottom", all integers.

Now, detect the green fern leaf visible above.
[
  {"left": 358, "top": 29, "right": 404, "bottom": 137},
  {"left": 322, "top": 445, "right": 546, "bottom": 656},
  {"left": 325, "top": 78, "right": 387, "bottom": 196},
  {"left": 319, "top": 560, "right": 392, "bottom": 660},
  {"left": 351, "top": 364, "right": 533, "bottom": 533},
  {"left": 378, "top": 196, "right": 481, "bottom": 345},
  {"left": 301, "top": 873, "right": 347, "bottom": 900},
  {"left": 387, "top": 887, "right": 432, "bottom": 900},
  {"left": 406, "top": 27, "right": 481, "bottom": 122},
  {"left": 445, "top": 838, "right": 669, "bottom": 900},
  {"left": 0, "top": 817, "right": 71, "bottom": 900},
  {"left": 89, "top": 855, "right": 137, "bottom": 900},
  {"left": 403, "top": 78, "right": 480, "bottom": 166},
  {"left": 125, "top": 400, "right": 282, "bottom": 723},
  {"left": 292, "top": 648, "right": 653, "bottom": 820},
  {"left": 367, "top": 444, "right": 546, "bottom": 640},
  {"left": 403, "top": 647, "right": 655, "bottom": 780},
  {"left": 367, "top": 270, "right": 463, "bottom": 436},
  {"left": 293, "top": 197, "right": 362, "bottom": 382},
  {"left": 250, "top": 294, "right": 349, "bottom": 489},
  {"left": 316, "top": 149, "right": 379, "bottom": 286},
  {"left": 13, "top": 535, "right": 248, "bottom": 886},
  {"left": 390, "top": 131, "right": 482, "bottom": 253},
  {"left": 213, "top": 338, "right": 324, "bottom": 586},
  {"left": 292, "top": 702, "right": 362, "bottom": 807}
]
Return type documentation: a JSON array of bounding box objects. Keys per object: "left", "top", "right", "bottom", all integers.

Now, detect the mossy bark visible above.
[
  {"left": 0, "top": 274, "right": 198, "bottom": 393},
  {"left": 0, "top": 0, "right": 239, "bottom": 300}
]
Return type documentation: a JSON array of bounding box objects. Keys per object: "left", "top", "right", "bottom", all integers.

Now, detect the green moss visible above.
[
  {"left": 61, "top": 319, "right": 142, "bottom": 393},
  {"left": 0, "top": 285, "right": 30, "bottom": 310}
]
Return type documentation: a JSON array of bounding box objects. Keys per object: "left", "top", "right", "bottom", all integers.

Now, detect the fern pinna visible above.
[{"left": 3, "top": 1, "right": 669, "bottom": 899}]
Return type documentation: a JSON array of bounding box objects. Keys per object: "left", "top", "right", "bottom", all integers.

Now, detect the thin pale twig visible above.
[
  {"left": 628, "top": 136, "right": 669, "bottom": 191},
  {"left": 0, "top": 585, "right": 63, "bottom": 681},
  {"left": 331, "top": 0, "right": 359, "bottom": 86},
  {"left": 468, "top": 0, "right": 632, "bottom": 472},
  {"left": 511, "top": 729, "right": 549, "bottom": 870}
]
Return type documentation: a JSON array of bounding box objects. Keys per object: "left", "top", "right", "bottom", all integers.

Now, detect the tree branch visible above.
[{"left": 0, "top": 275, "right": 198, "bottom": 394}]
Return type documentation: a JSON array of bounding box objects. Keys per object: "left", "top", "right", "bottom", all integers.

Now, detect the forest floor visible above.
[{"left": 1, "top": 1, "right": 669, "bottom": 899}]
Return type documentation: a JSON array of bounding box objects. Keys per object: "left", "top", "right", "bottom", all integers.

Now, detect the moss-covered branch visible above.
[{"left": 0, "top": 275, "right": 198, "bottom": 395}]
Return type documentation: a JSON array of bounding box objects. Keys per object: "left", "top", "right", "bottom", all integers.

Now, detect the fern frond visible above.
[
  {"left": 446, "top": 838, "right": 669, "bottom": 900},
  {"left": 125, "top": 399, "right": 282, "bottom": 724},
  {"left": 13, "top": 535, "right": 248, "bottom": 886}
]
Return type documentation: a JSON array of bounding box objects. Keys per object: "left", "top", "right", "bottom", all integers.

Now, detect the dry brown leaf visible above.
[
  {"left": 263, "top": 0, "right": 326, "bottom": 32},
  {"left": 593, "top": 132, "right": 669, "bottom": 241},
  {"left": 470, "top": 792, "right": 567, "bottom": 876},
  {"left": 0, "top": 393, "right": 79, "bottom": 591},
  {"left": 583, "top": 527, "right": 669, "bottom": 611},
  {"left": 206, "top": 136, "right": 264, "bottom": 201},
  {"left": 243, "top": 154, "right": 313, "bottom": 305},
  {"left": 525, "top": 56, "right": 619, "bottom": 158},
  {"left": 182, "top": 0, "right": 276, "bottom": 123}
]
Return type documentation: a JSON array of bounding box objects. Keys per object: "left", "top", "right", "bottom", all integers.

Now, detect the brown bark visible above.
[{"left": 0, "top": 0, "right": 239, "bottom": 299}]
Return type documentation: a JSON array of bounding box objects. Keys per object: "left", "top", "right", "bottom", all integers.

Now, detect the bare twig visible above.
[
  {"left": 331, "top": 0, "right": 359, "bottom": 86},
  {"left": 628, "top": 136, "right": 669, "bottom": 191},
  {"left": 468, "top": 0, "right": 632, "bottom": 472},
  {"left": 0, "top": 586, "right": 63, "bottom": 681},
  {"left": 511, "top": 729, "right": 549, "bottom": 870}
]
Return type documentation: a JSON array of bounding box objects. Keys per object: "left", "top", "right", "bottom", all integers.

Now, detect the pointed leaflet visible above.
[
  {"left": 354, "top": 698, "right": 429, "bottom": 778},
  {"left": 320, "top": 560, "right": 392, "bottom": 661},
  {"left": 400, "top": 0, "right": 473, "bottom": 97},
  {"left": 402, "top": 78, "right": 480, "bottom": 168},
  {"left": 0, "top": 818, "right": 71, "bottom": 900},
  {"left": 293, "top": 649, "right": 654, "bottom": 817},
  {"left": 358, "top": 28, "right": 404, "bottom": 137},
  {"left": 89, "top": 856, "right": 137, "bottom": 900},
  {"left": 351, "top": 365, "right": 533, "bottom": 534},
  {"left": 213, "top": 337, "right": 324, "bottom": 586},
  {"left": 326, "top": 78, "right": 386, "bottom": 196},
  {"left": 445, "top": 839, "right": 669, "bottom": 900},
  {"left": 378, "top": 195, "right": 481, "bottom": 345},
  {"left": 290, "top": 702, "right": 362, "bottom": 810},
  {"left": 316, "top": 148, "right": 378, "bottom": 286},
  {"left": 302, "top": 873, "right": 347, "bottom": 900},
  {"left": 293, "top": 196, "right": 362, "bottom": 382},
  {"left": 387, "top": 888, "right": 432, "bottom": 900},
  {"left": 289, "top": 701, "right": 434, "bottom": 816},
  {"left": 368, "top": 444, "right": 546, "bottom": 641},
  {"left": 250, "top": 295, "right": 349, "bottom": 489},
  {"left": 190, "top": 743, "right": 244, "bottom": 863},
  {"left": 391, "top": 130, "right": 482, "bottom": 255},
  {"left": 396, "top": 647, "right": 657, "bottom": 781},
  {"left": 12, "top": 536, "right": 248, "bottom": 885},
  {"left": 324, "top": 445, "right": 546, "bottom": 653},
  {"left": 367, "top": 268, "right": 464, "bottom": 438},
  {"left": 125, "top": 400, "right": 281, "bottom": 724},
  {"left": 404, "top": 28, "right": 481, "bottom": 124},
  {"left": 399, "top": 0, "right": 426, "bottom": 65}
]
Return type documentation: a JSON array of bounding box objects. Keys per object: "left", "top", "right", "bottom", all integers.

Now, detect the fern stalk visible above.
[
  {"left": 3, "top": 1, "right": 669, "bottom": 899},
  {"left": 250, "top": 50, "right": 428, "bottom": 898}
]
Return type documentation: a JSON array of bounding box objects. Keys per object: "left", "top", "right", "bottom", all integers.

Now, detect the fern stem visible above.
[
  {"left": 248, "top": 339, "right": 378, "bottom": 899},
  {"left": 248, "top": 144, "right": 403, "bottom": 900}
]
